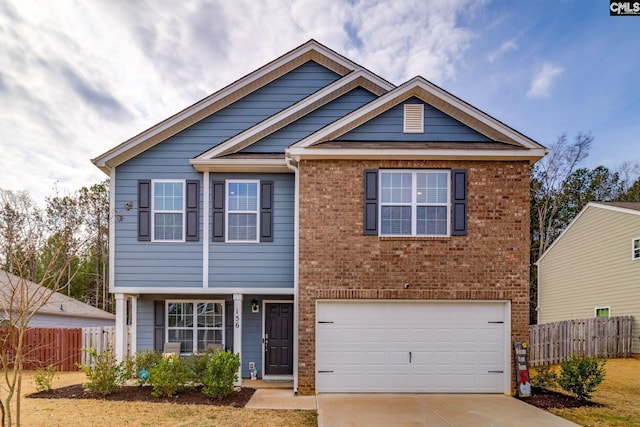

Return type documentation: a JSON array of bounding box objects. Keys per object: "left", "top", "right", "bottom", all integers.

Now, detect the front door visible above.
[{"left": 264, "top": 302, "right": 293, "bottom": 375}]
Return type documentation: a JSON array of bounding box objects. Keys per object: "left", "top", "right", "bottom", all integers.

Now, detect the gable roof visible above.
[
  {"left": 0, "top": 270, "right": 115, "bottom": 321},
  {"left": 92, "top": 40, "right": 393, "bottom": 174},
  {"left": 537, "top": 202, "right": 640, "bottom": 264},
  {"left": 287, "top": 76, "right": 546, "bottom": 163}
]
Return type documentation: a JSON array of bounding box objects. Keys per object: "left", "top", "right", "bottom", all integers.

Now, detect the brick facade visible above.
[{"left": 296, "top": 159, "right": 531, "bottom": 395}]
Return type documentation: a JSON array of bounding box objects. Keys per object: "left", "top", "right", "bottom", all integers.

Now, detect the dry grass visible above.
[
  {"left": 14, "top": 371, "right": 317, "bottom": 427},
  {"left": 543, "top": 358, "right": 640, "bottom": 426}
]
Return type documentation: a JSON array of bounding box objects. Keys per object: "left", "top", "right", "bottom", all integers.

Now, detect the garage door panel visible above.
[{"left": 316, "top": 301, "right": 507, "bottom": 393}]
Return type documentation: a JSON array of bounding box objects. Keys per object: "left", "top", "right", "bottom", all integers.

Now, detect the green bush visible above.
[
  {"left": 78, "top": 347, "right": 127, "bottom": 396},
  {"left": 133, "top": 350, "right": 163, "bottom": 385},
  {"left": 201, "top": 351, "right": 240, "bottom": 399},
  {"left": 148, "top": 354, "right": 191, "bottom": 398},
  {"left": 185, "top": 351, "right": 210, "bottom": 382},
  {"left": 558, "top": 355, "right": 606, "bottom": 400},
  {"left": 531, "top": 364, "right": 557, "bottom": 390},
  {"left": 33, "top": 365, "right": 57, "bottom": 392}
]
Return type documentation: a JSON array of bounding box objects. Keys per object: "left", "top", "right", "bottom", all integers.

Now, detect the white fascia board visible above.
[
  {"left": 292, "top": 77, "right": 545, "bottom": 152},
  {"left": 196, "top": 70, "right": 395, "bottom": 160},
  {"left": 92, "top": 40, "right": 364, "bottom": 173},
  {"left": 536, "top": 202, "right": 640, "bottom": 265},
  {"left": 109, "top": 287, "right": 295, "bottom": 295},
  {"left": 286, "top": 147, "right": 547, "bottom": 163},
  {"left": 190, "top": 158, "right": 291, "bottom": 173}
]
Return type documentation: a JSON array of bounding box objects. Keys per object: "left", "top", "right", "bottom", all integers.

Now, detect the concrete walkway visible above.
[
  {"left": 244, "top": 388, "right": 317, "bottom": 410},
  {"left": 316, "top": 394, "right": 580, "bottom": 427}
]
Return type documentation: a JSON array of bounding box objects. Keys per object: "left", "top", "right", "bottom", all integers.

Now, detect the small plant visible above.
[
  {"left": 33, "top": 365, "right": 57, "bottom": 392},
  {"left": 558, "top": 355, "right": 606, "bottom": 400},
  {"left": 531, "top": 364, "right": 557, "bottom": 390},
  {"left": 185, "top": 351, "right": 210, "bottom": 382},
  {"left": 78, "top": 347, "right": 127, "bottom": 396},
  {"left": 133, "top": 350, "right": 163, "bottom": 385},
  {"left": 201, "top": 350, "right": 240, "bottom": 399},
  {"left": 148, "top": 353, "right": 191, "bottom": 398}
]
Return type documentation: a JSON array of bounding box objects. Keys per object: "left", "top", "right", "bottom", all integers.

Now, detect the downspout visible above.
[{"left": 285, "top": 154, "right": 300, "bottom": 395}]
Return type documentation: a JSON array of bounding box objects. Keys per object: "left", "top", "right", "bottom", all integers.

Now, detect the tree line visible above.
[{"left": 0, "top": 181, "right": 110, "bottom": 312}]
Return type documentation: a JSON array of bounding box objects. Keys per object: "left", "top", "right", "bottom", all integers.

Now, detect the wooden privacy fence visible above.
[
  {"left": 0, "top": 328, "right": 82, "bottom": 371},
  {"left": 529, "top": 316, "right": 633, "bottom": 366}
]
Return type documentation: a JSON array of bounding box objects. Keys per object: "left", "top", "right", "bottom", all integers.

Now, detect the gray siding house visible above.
[{"left": 93, "top": 40, "right": 545, "bottom": 394}]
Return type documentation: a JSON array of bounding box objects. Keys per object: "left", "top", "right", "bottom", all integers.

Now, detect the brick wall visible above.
[{"left": 296, "top": 159, "right": 531, "bottom": 394}]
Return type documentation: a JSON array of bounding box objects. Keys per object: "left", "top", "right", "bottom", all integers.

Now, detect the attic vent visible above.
[{"left": 403, "top": 104, "right": 424, "bottom": 133}]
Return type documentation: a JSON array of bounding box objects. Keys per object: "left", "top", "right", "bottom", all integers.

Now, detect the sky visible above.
[{"left": 1, "top": 0, "right": 639, "bottom": 204}]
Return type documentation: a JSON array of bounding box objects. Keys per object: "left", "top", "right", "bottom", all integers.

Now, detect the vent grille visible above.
[{"left": 403, "top": 104, "right": 424, "bottom": 133}]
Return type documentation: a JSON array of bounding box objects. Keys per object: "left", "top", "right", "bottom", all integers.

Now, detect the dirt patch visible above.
[
  {"left": 518, "top": 387, "right": 602, "bottom": 410},
  {"left": 27, "top": 384, "right": 255, "bottom": 407}
]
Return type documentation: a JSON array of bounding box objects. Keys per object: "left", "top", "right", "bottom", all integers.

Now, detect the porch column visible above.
[
  {"left": 129, "top": 295, "right": 137, "bottom": 357},
  {"left": 114, "top": 293, "right": 127, "bottom": 361},
  {"left": 233, "top": 293, "right": 243, "bottom": 386}
]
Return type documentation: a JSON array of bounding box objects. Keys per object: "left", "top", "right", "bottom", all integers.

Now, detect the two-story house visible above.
[{"left": 92, "top": 40, "right": 546, "bottom": 395}]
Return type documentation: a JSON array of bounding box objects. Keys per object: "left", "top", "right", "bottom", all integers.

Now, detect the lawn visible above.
[
  {"left": 537, "top": 358, "right": 640, "bottom": 427},
  {"left": 17, "top": 371, "right": 317, "bottom": 427}
]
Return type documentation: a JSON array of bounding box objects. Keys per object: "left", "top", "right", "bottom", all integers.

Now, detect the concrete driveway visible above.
[{"left": 317, "top": 394, "right": 579, "bottom": 427}]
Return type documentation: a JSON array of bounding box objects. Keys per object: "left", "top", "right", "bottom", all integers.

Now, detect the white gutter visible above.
[{"left": 285, "top": 155, "right": 300, "bottom": 395}]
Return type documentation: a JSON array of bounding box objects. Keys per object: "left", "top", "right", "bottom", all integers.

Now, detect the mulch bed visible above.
[
  {"left": 517, "top": 387, "right": 602, "bottom": 410},
  {"left": 27, "top": 384, "right": 256, "bottom": 407}
]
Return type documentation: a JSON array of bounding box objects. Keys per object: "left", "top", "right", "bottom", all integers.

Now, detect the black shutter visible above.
[
  {"left": 451, "top": 169, "right": 468, "bottom": 236},
  {"left": 363, "top": 169, "right": 378, "bottom": 235},
  {"left": 225, "top": 301, "right": 234, "bottom": 352},
  {"left": 212, "top": 180, "right": 225, "bottom": 242},
  {"left": 138, "top": 180, "right": 151, "bottom": 241},
  {"left": 185, "top": 180, "right": 199, "bottom": 241},
  {"left": 154, "top": 301, "right": 165, "bottom": 352},
  {"left": 260, "top": 181, "right": 274, "bottom": 242}
]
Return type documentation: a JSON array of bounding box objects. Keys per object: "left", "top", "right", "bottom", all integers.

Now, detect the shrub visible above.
[
  {"left": 558, "top": 355, "right": 606, "bottom": 400},
  {"left": 148, "top": 353, "right": 191, "bottom": 398},
  {"left": 33, "top": 365, "right": 57, "bottom": 392},
  {"left": 531, "top": 364, "right": 557, "bottom": 390},
  {"left": 133, "top": 350, "right": 163, "bottom": 385},
  {"left": 185, "top": 351, "right": 210, "bottom": 382},
  {"left": 78, "top": 347, "right": 127, "bottom": 396},
  {"left": 201, "top": 351, "right": 240, "bottom": 399}
]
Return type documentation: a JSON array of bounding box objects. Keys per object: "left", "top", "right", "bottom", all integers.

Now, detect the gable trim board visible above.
[
  {"left": 194, "top": 70, "right": 394, "bottom": 161},
  {"left": 92, "top": 40, "right": 392, "bottom": 174},
  {"left": 288, "top": 77, "right": 545, "bottom": 160}
]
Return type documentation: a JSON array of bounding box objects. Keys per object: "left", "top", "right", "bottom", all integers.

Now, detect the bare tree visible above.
[{"left": 0, "top": 191, "right": 87, "bottom": 426}]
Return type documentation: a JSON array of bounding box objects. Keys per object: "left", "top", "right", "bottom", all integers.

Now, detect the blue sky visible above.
[{"left": 1, "top": 0, "right": 638, "bottom": 202}]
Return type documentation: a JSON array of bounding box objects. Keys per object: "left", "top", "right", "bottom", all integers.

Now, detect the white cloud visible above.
[
  {"left": 527, "top": 62, "right": 564, "bottom": 98},
  {"left": 487, "top": 40, "right": 518, "bottom": 63},
  {"left": 0, "top": 0, "right": 479, "bottom": 203}
]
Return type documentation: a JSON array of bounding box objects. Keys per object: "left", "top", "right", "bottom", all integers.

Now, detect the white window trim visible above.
[
  {"left": 378, "top": 169, "right": 450, "bottom": 237},
  {"left": 165, "top": 300, "right": 225, "bottom": 354},
  {"left": 632, "top": 238, "right": 640, "bottom": 260},
  {"left": 151, "top": 179, "right": 186, "bottom": 242},
  {"left": 225, "top": 179, "right": 260, "bottom": 243},
  {"left": 594, "top": 306, "right": 611, "bottom": 318}
]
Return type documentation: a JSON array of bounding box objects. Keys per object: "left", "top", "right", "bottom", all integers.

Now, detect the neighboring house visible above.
[
  {"left": 537, "top": 202, "right": 640, "bottom": 354},
  {"left": 92, "top": 40, "right": 546, "bottom": 395},
  {"left": 0, "top": 270, "right": 115, "bottom": 328}
]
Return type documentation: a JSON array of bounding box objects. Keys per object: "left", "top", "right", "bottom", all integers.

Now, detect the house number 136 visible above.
[{"left": 235, "top": 308, "right": 240, "bottom": 328}]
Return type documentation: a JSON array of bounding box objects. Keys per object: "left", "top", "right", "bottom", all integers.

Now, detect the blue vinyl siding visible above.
[
  {"left": 241, "top": 296, "right": 263, "bottom": 378},
  {"left": 113, "top": 61, "right": 335, "bottom": 290},
  {"left": 243, "top": 87, "right": 377, "bottom": 153},
  {"left": 337, "top": 97, "right": 491, "bottom": 142},
  {"left": 210, "top": 173, "right": 294, "bottom": 288}
]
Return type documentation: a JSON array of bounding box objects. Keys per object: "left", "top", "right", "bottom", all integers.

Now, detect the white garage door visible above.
[{"left": 316, "top": 301, "right": 508, "bottom": 393}]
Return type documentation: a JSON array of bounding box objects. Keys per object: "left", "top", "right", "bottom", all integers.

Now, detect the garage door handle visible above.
[
  {"left": 318, "top": 370, "right": 334, "bottom": 373},
  {"left": 409, "top": 351, "right": 412, "bottom": 363},
  {"left": 488, "top": 370, "right": 504, "bottom": 373}
]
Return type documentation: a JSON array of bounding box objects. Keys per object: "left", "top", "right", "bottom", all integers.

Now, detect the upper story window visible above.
[
  {"left": 153, "top": 180, "right": 185, "bottom": 241},
  {"left": 227, "top": 180, "right": 260, "bottom": 242},
  {"left": 633, "top": 238, "right": 640, "bottom": 260},
  {"left": 379, "top": 170, "right": 450, "bottom": 236},
  {"left": 137, "top": 179, "right": 199, "bottom": 242},
  {"left": 595, "top": 307, "right": 610, "bottom": 318}
]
